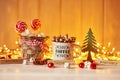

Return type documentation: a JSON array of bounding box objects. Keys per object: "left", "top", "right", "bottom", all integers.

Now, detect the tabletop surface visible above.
[{"left": 0, "top": 64, "right": 120, "bottom": 80}]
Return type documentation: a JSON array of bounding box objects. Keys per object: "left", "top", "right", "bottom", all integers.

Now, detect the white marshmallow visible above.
[
  {"left": 64, "top": 62, "right": 70, "bottom": 68},
  {"left": 38, "top": 33, "right": 45, "bottom": 37},
  {"left": 30, "top": 58, "right": 33, "bottom": 63},
  {"left": 21, "top": 29, "right": 30, "bottom": 36},
  {"left": 84, "top": 61, "right": 91, "bottom": 69},
  {"left": 22, "top": 60, "right": 28, "bottom": 65}
]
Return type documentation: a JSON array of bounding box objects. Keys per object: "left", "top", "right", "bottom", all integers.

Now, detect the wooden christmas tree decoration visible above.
[{"left": 82, "top": 28, "right": 98, "bottom": 61}]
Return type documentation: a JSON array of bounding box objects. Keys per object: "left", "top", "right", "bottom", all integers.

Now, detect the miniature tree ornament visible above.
[{"left": 82, "top": 28, "right": 98, "bottom": 61}]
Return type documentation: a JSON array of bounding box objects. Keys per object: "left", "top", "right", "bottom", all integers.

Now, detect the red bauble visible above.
[
  {"left": 78, "top": 62, "right": 84, "bottom": 68},
  {"left": 48, "top": 62, "right": 54, "bottom": 68},
  {"left": 90, "top": 63, "right": 96, "bottom": 69},
  {"left": 31, "top": 19, "right": 41, "bottom": 31}
]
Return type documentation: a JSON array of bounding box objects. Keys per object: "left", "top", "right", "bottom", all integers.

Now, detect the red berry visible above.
[
  {"left": 48, "top": 62, "right": 54, "bottom": 68},
  {"left": 78, "top": 62, "right": 84, "bottom": 68},
  {"left": 90, "top": 63, "right": 96, "bottom": 69}
]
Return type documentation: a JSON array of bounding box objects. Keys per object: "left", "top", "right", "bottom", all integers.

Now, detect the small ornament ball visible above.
[
  {"left": 78, "top": 62, "right": 84, "bottom": 68},
  {"left": 48, "top": 62, "right": 54, "bottom": 68},
  {"left": 64, "top": 62, "right": 70, "bottom": 68},
  {"left": 90, "top": 63, "right": 96, "bottom": 69}
]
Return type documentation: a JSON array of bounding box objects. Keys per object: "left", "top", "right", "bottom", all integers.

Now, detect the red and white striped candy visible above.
[
  {"left": 16, "top": 21, "right": 27, "bottom": 33},
  {"left": 31, "top": 19, "right": 41, "bottom": 31}
]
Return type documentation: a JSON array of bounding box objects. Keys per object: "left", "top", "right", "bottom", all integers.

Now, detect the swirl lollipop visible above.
[
  {"left": 31, "top": 19, "right": 41, "bottom": 31},
  {"left": 16, "top": 21, "right": 27, "bottom": 33}
]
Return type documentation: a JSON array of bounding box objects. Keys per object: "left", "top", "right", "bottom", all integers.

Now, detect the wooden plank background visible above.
[{"left": 0, "top": 0, "right": 120, "bottom": 51}]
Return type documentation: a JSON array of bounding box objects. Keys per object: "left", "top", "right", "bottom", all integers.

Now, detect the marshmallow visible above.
[{"left": 64, "top": 62, "right": 70, "bottom": 68}]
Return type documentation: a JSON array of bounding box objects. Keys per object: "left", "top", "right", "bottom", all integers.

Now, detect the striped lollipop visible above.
[
  {"left": 31, "top": 19, "right": 41, "bottom": 31},
  {"left": 16, "top": 21, "right": 27, "bottom": 33}
]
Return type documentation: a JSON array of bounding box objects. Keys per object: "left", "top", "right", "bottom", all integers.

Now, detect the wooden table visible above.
[{"left": 0, "top": 64, "right": 120, "bottom": 80}]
